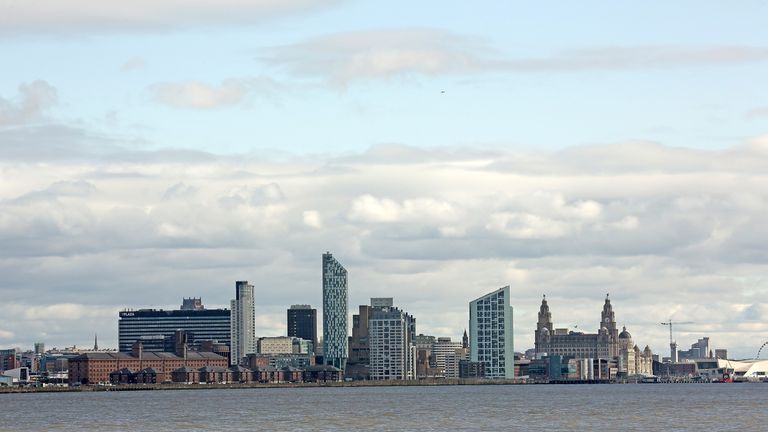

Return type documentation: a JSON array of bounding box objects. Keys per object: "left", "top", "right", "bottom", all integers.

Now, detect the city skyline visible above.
[{"left": 2, "top": 1, "right": 768, "bottom": 360}]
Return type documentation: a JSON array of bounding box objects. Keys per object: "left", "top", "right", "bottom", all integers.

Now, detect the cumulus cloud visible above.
[
  {"left": 0, "top": 0, "right": 340, "bottom": 35},
  {"left": 1, "top": 141, "right": 768, "bottom": 356},
  {"left": 0, "top": 80, "right": 57, "bottom": 125},
  {"left": 303, "top": 210, "right": 323, "bottom": 228},
  {"left": 263, "top": 29, "right": 768, "bottom": 86},
  {"left": 149, "top": 77, "right": 283, "bottom": 109}
]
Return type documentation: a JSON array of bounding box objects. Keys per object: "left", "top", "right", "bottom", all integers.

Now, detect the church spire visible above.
[{"left": 93, "top": 333, "right": 99, "bottom": 351}]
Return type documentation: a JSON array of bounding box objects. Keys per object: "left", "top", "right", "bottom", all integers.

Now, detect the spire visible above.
[
  {"left": 462, "top": 329, "right": 469, "bottom": 349},
  {"left": 94, "top": 333, "right": 98, "bottom": 351}
]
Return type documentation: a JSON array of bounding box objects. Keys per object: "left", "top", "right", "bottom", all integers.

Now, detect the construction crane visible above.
[{"left": 660, "top": 319, "right": 694, "bottom": 362}]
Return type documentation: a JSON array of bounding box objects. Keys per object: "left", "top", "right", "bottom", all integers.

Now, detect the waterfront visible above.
[{"left": 3, "top": 384, "right": 767, "bottom": 431}]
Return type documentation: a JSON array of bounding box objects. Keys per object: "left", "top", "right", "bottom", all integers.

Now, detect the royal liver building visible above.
[{"left": 534, "top": 294, "right": 653, "bottom": 376}]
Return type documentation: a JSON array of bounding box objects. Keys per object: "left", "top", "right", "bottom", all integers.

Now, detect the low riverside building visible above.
[
  {"left": 303, "top": 365, "right": 344, "bottom": 383},
  {"left": 245, "top": 353, "right": 315, "bottom": 370},
  {"left": 69, "top": 342, "right": 228, "bottom": 385}
]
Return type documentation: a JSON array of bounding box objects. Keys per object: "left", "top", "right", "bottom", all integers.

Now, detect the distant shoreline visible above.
[
  {"left": 3, "top": 378, "right": 727, "bottom": 394},
  {"left": 0, "top": 379, "right": 538, "bottom": 394}
]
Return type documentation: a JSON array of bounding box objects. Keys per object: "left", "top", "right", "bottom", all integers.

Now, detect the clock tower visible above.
[{"left": 600, "top": 294, "right": 619, "bottom": 356}]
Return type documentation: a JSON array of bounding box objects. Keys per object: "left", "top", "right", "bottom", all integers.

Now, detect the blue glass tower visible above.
[{"left": 322, "top": 252, "right": 348, "bottom": 370}]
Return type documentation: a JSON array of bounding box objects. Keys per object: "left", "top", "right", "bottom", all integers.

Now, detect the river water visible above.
[{"left": 2, "top": 384, "right": 766, "bottom": 431}]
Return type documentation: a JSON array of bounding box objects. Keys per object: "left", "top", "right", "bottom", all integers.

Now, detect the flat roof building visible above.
[
  {"left": 469, "top": 286, "right": 514, "bottom": 379},
  {"left": 118, "top": 303, "right": 230, "bottom": 354},
  {"left": 287, "top": 305, "right": 318, "bottom": 352}
]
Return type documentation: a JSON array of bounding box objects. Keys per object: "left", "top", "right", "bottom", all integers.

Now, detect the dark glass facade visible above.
[
  {"left": 287, "top": 305, "right": 318, "bottom": 352},
  {"left": 118, "top": 309, "right": 231, "bottom": 353}
]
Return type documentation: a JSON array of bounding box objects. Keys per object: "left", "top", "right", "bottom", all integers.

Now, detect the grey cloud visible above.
[
  {"left": 263, "top": 29, "right": 768, "bottom": 86},
  {"left": 0, "top": 0, "right": 341, "bottom": 36},
  {"left": 0, "top": 80, "right": 57, "bottom": 125},
  {"left": 2, "top": 140, "right": 767, "bottom": 357},
  {"left": 149, "top": 77, "right": 284, "bottom": 109},
  {"left": 9, "top": 180, "right": 97, "bottom": 204},
  {"left": 162, "top": 183, "right": 199, "bottom": 201}
]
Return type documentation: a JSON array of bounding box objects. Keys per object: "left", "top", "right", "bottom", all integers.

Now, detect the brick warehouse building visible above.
[{"left": 69, "top": 345, "right": 227, "bottom": 385}]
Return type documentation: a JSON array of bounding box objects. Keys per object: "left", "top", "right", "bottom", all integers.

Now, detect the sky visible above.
[{"left": 1, "top": 1, "right": 768, "bottom": 359}]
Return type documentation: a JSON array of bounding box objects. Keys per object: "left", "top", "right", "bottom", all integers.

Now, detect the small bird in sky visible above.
[{"left": 441, "top": 90, "right": 445, "bottom": 94}]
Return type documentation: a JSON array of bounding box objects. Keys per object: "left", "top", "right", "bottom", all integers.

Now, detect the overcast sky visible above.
[{"left": 2, "top": 1, "right": 768, "bottom": 358}]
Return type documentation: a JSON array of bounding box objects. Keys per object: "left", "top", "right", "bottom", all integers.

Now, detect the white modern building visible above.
[
  {"left": 369, "top": 305, "right": 416, "bottom": 380},
  {"left": 469, "top": 286, "right": 514, "bottom": 379},
  {"left": 230, "top": 280, "right": 256, "bottom": 365}
]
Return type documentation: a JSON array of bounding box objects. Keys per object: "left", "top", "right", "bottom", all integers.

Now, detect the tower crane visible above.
[{"left": 660, "top": 319, "right": 694, "bottom": 362}]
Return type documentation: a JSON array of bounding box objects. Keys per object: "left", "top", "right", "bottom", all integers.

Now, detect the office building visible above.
[
  {"left": 679, "top": 337, "right": 712, "bottom": 360},
  {"left": 118, "top": 302, "right": 230, "bottom": 354},
  {"left": 322, "top": 252, "right": 348, "bottom": 370},
  {"left": 231, "top": 281, "right": 256, "bottom": 365},
  {"left": 369, "top": 305, "right": 416, "bottom": 380},
  {"left": 469, "top": 286, "right": 514, "bottom": 379},
  {"left": 432, "top": 337, "right": 463, "bottom": 372},
  {"left": 0, "top": 349, "right": 18, "bottom": 372},
  {"left": 287, "top": 305, "right": 317, "bottom": 352}
]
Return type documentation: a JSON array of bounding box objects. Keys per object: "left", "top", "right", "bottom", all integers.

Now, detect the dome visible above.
[{"left": 619, "top": 326, "right": 632, "bottom": 339}]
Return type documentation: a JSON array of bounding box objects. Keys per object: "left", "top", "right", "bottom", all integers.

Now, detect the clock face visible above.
[{"left": 604, "top": 317, "right": 610, "bottom": 323}]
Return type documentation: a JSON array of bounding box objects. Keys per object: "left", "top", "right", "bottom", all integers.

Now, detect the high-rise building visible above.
[
  {"left": 369, "top": 305, "right": 416, "bottom": 380},
  {"left": 287, "top": 304, "right": 317, "bottom": 352},
  {"left": 679, "top": 337, "right": 712, "bottom": 360},
  {"left": 348, "top": 304, "right": 372, "bottom": 366},
  {"left": 469, "top": 286, "right": 514, "bottom": 379},
  {"left": 0, "top": 349, "right": 18, "bottom": 372},
  {"left": 118, "top": 305, "right": 230, "bottom": 354},
  {"left": 322, "top": 252, "right": 348, "bottom": 370},
  {"left": 231, "top": 281, "right": 256, "bottom": 365}
]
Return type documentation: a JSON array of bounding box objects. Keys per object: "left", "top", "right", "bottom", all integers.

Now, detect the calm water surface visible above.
[{"left": 3, "top": 384, "right": 767, "bottom": 431}]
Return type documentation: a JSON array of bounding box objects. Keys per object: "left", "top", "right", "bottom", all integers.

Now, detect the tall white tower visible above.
[{"left": 230, "top": 280, "right": 255, "bottom": 365}]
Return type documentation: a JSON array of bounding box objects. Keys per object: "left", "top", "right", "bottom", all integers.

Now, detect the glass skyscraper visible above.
[
  {"left": 322, "top": 252, "right": 348, "bottom": 370},
  {"left": 469, "top": 286, "right": 514, "bottom": 379}
]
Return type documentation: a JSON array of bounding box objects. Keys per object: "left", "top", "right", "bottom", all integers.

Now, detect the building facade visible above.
[
  {"left": 287, "top": 305, "right": 317, "bottom": 352},
  {"left": 231, "top": 281, "right": 256, "bottom": 365},
  {"left": 368, "top": 306, "right": 416, "bottom": 380},
  {"left": 469, "top": 286, "right": 514, "bottom": 379},
  {"left": 69, "top": 348, "right": 228, "bottom": 385},
  {"left": 432, "top": 337, "right": 463, "bottom": 373},
  {"left": 118, "top": 306, "right": 230, "bottom": 354},
  {"left": 534, "top": 295, "right": 653, "bottom": 377},
  {"left": 322, "top": 252, "right": 348, "bottom": 370}
]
